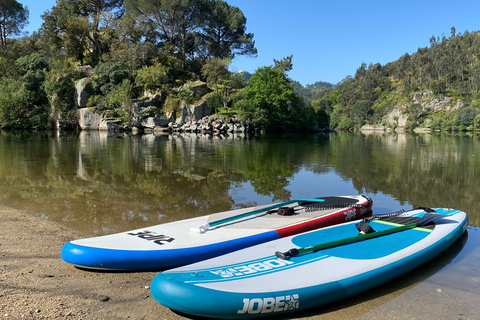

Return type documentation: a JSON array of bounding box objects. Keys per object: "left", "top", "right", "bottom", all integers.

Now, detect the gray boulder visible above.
[
  {"left": 190, "top": 99, "right": 212, "bottom": 120},
  {"left": 99, "top": 119, "right": 122, "bottom": 131},
  {"left": 74, "top": 78, "right": 93, "bottom": 108},
  {"left": 141, "top": 117, "right": 170, "bottom": 128},
  {"left": 175, "top": 101, "right": 194, "bottom": 125},
  {"left": 78, "top": 108, "right": 102, "bottom": 130}
]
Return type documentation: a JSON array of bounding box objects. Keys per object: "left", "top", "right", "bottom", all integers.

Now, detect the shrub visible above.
[
  {"left": 93, "top": 61, "right": 129, "bottom": 95},
  {"left": 456, "top": 106, "right": 478, "bottom": 128},
  {"left": 135, "top": 61, "right": 168, "bottom": 92},
  {"left": 174, "top": 81, "right": 195, "bottom": 105}
]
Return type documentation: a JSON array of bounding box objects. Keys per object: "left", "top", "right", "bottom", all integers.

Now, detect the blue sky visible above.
[{"left": 19, "top": 0, "right": 480, "bottom": 86}]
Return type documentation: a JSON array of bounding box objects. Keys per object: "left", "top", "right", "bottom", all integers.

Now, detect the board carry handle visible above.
[
  {"left": 276, "top": 210, "right": 443, "bottom": 260},
  {"left": 190, "top": 198, "right": 326, "bottom": 234}
]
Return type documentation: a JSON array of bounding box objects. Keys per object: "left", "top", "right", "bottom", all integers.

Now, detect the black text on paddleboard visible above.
[{"left": 127, "top": 230, "right": 174, "bottom": 245}]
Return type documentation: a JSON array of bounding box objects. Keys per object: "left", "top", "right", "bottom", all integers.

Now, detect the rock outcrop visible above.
[
  {"left": 168, "top": 115, "right": 256, "bottom": 135},
  {"left": 78, "top": 108, "right": 123, "bottom": 131},
  {"left": 74, "top": 78, "right": 93, "bottom": 108},
  {"left": 383, "top": 91, "right": 464, "bottom": 131}
]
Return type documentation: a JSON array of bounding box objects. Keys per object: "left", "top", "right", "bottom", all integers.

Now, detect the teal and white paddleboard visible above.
[
  {"left": 61, "top": 195, "right": 372, "bottom": 270},
  {"left": 150, "top": 207, "right": 468, "bottom": 319}
]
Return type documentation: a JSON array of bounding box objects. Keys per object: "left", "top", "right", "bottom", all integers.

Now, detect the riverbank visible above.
[
  {"left": 1, "top": 205, "right": 479, "bottom": 319},
  {"left": 0, "top": 205, "right": 168, "bottom": 320}
]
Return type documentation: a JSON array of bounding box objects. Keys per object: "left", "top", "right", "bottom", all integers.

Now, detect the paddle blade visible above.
[
  {"left": 416, "top": 212, "right": 444, "bottom": 227},
  {"left": 355, "top": 220, "right": 376, "bottom": 235}
]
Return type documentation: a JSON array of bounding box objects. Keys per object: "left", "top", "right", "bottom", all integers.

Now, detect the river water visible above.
[{"left": 0, "top": 130, "right": 479, "bottom": 317}]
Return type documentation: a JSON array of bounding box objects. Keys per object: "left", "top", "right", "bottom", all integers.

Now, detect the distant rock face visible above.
[
  {"left": 74, "top": 78, "right": 93, "bottom": 108},
  {"left": 190, "top": 99, "right": 212, "bottom": 120},
  {"left": 170, "top": 99, "right": 213, "bottom": 126},
  {"left": 78, "top": 108, "right": 102, "bottom": 130},
  {"left": 78, "top": 108, "right": 123, "bottom": 131},
  {"left": 175, "top": 101, "right": 192, "bottom": 125},
  {"left": 385, "top": 108, "right": 408, "bottom": 130},
  {"left": 384, "top": 90, "right": 466, "bottom": 131},
  {"left": 73, "top": 79, "right": 215, "bottom": 133},
  {"left": 131, "top": 94, "right": 163, "bottom": 127},
  {"left": 360, "top": 124, "right": 387, "bottom": 131},
  {"left": 413, "top": 90, "right": 464, "bottom": 112}
]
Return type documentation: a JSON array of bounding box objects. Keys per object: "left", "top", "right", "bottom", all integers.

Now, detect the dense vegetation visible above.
[
  {"left": 314, "top": 27, "right": 480, "bottom": 131},
  {"left": 3, "top": 1, "right": 480, "bottom": 133},
  {"left": 0, "top": 0, "right": 325, "bottom": 132}
]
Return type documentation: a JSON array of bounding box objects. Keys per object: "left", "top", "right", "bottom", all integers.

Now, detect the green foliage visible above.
[
  {"left": 351, "top": 100, "right": 373, "bottom": 127},
  {"left": 330, "top": 106, "right": 353, "bottom": 130},
  {"left": 201, "top": 57, "right": 230, "bottom": 92},
  {"left": 164, "top": 96, "right": 181, "bottom": 116},
  {"left": 138, "top": 106, "right": 157, "bottom": 119},
  {"left": 316, "top": 110, "right": 329, "bottom": 128},
  {"left": 93, "top": 61, "right": 129, "bottom": 95},
  {"left": 229, "top": 72, "right": 247, "bottom": 89},
  {"left": 237, "top": 66, "right": 315, "bottom": 132},
  {"left": 314, "top": 30, "right": 480, "bottom": 131},
  {"left": 0, "top": 77, "right": 49, "bottom": 129},
  {"left": 455, "top": 106, "right": 479, "bottom": 129},
  {"left": 40, "top": 0, "right": 123, "bottom": 65},
  {"left": 135, "top": 61, "right": 168, "bottom": 91},
  {"left": 15, "top": 53, "right": 48, "bottom": 76},
  {"left": 15, "top": 53, "right": 49, "bottom": 107},
  {"left": 199, "top": 0, "right": 257, "bottom": 59},
  {"left": 174, "top": 81, "right": 195, "bottom": 105},
  {"left": 0, "top": 77, "right": 25, "bottom": 127},
  {"left": 0, "top": 0, "right": 29, "bottom": 50},
  {"left": 98, "top": 79, "right": 133, "bottom": 111},
  {"left": 44, "top": 59, "right": 78, "bottom": 124},
  {"left": 207, "top": 93, "right": 223, "bottom": 113},
  {"left": 273, "top": 55, "right": 293, "bottom": 73}
]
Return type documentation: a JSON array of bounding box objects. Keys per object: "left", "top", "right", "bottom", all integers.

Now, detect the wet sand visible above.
[{"left": 1, "top": 205, "right": 479, "bottom": 319}]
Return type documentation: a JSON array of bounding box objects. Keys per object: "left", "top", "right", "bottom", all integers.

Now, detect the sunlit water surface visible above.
[{"left": 1, "top": 130, "right": 479, "bottom": 318}]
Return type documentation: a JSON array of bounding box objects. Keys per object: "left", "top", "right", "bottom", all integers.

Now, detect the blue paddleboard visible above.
[{"left": 150, "top": 207, "right": 468, "bottom": 318}]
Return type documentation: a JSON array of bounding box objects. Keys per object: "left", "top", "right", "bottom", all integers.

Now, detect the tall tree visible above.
[
  {"left": 274, "top": 55, "right": 293, "bottom": 73},
  {"left": 41, "top": 0, "right": 123, "bottom": 65},
  {"left": 200, "top": 0, "right": 256, "bottom": 59},
  {"left": 125, "top": 0, "right": 202, "bottom": 70},
  {"left": 240, "top": 66, "right": 305, "bottom": 132},
  {"left": 0, "top": 0, "right": 29, "bottom": 50},
  {"left": 201, "top": 56, "right": 229, "bottom": 93}
]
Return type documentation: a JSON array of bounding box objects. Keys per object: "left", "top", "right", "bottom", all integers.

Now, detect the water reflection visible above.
[{"left": 0, "top": 130, "right": 479, "bottom": 235}]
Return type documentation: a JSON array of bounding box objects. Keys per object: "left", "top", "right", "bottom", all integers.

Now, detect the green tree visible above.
[
  {"left": 200, "top": 0, "right": 256, "bottom": 59},
  {"left": 456, "top": 106, "right": 478, "bottom": 129},
  {"left": 0, "top": 0, "right": 29, "bottom": 49},
  {"left": 135, "top": 60, "right": 168, "bottom": 92},
  {"left": 201, "top": 57, "right": 230, "bottom": 111},
  {"left": 0, "top": 77, "right": 24, "bottom": 127},
  {"left": 273, "top": 55, "right": 293, "bottom": 73},
  {"left": 239, "top": 66, "right": 311, "bottom": 132},
  {"left": 15, "top": 53, "right": 49, "bottom": 106},
  {"left": 201, "top": 57, "right": 229, "bottom": 93},
  {"left": 44, "top": 58, "right": 78, "bottom": 126},
  {"left": 41, "top": 0, "right": 123, "bottom": 65},
  {"left": 125, "top": 0, "right": 202, "bottom": 70}
]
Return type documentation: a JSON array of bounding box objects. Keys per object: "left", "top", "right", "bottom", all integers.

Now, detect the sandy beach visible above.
[
  {"left": 1, "top": 205, "right": 479, "bottom": 320},
  {"left": 0, "top": 205, "right": 170, "bottom": 320}
]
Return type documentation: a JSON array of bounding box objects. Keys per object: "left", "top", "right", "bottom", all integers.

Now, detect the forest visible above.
[
  {"left": 0, "top": 0, "right": 326, "bottom": 132},
  {"left": 2, "top": 1, "right": 480, "bottom": 132},
  {"left": 313, "top": 27, "right": 480, "bottom": 131}
]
